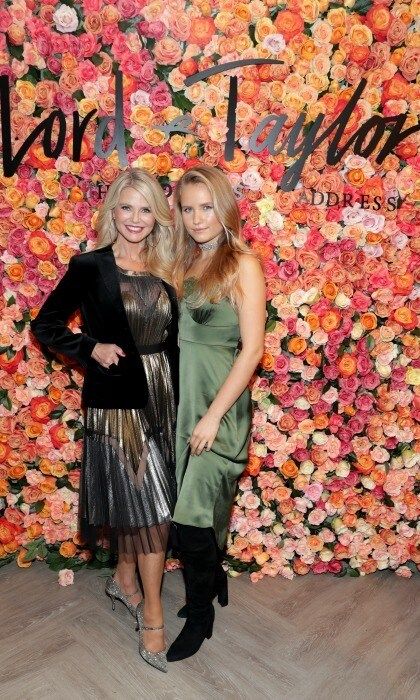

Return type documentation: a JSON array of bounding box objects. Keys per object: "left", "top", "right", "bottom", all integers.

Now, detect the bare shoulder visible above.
[{"left": 237, "top": 252, "right": 264, "bottom": 280}]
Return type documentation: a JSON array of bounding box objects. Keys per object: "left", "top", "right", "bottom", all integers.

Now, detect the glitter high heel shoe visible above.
[
  {"left": 138, "top": 612, "right": 167, "bottom": 673},
  {"left": 105, "top": 577, "right": 143, "bottom": 629}
]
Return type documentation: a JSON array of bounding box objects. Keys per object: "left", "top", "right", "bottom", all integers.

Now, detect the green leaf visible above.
[
  {"left": 50, "top": 407, "right": 65, "bottom": 419},
  {"left": 74, "top": 427, "right": 84, "bottom": 440},
  {"left": 347, "top": 568, "right": 360, "bottom": 577},
  {"left": 7, "top": 296, "right": 16, "bottom": 307},
  {"left": 172, "top": 91, "right": 194, "bottom": 113}
]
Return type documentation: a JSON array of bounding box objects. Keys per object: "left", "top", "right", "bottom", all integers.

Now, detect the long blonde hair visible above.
[
  {"left": 172, "top": 166, "right": 252, "bottom": 305},
  {"left": 95, "top": 168, "right": 175, "bottom": 284}
]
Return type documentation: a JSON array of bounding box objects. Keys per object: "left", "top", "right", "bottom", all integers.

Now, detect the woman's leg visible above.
[
  {"left": 137, "top": 550, "right": 166, "bottom": 652},
  {"left": 114, "top": 538, "right": 143, "bottom": 607}
]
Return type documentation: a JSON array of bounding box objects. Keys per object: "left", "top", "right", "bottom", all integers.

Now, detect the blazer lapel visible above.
[{"left": 93, "top": 245, "right": 137, "bottom": 344}]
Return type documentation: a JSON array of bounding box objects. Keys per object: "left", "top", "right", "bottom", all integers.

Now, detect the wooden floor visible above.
[{"left": 0, "top": 564, "right": 418, "bottom": 700}]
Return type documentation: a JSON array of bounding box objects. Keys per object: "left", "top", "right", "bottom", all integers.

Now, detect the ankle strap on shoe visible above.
[{"left": 143, "top": 624, "right": 164, "bottom": 631}]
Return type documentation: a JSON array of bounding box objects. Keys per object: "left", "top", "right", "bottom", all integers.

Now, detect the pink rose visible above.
[
  {"left": 154, "top": 37, "right": 182, "bottom": 65},
  {"left": 304, "top": 483, "right": 323, "bottom": 502},
  {"left": 395, "top": 566, "right": 412, "bottom": 578},
  {"left": 308, "top": 508, "right": 327, "bottom": 525},
  {"left": 58, "top": 569, "right": 74, "bottom": 586}
]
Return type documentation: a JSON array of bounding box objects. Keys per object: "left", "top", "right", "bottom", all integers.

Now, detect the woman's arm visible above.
[
  {"left": 189, "top": 254, "right": 266, "bottom": 455},
  {"left": 31, "top": 255, "right": 98, "bottom": 366}
]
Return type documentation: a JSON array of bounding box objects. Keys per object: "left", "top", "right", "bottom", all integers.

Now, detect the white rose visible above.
[
  {"left": 319, "top": 548, "right": 334, "bottom": 562},
  {"left": 242, "top": 168, "right": 263, "bottom": 191},
  {"left": 300, "top": 460, "right": 315, "bottom": 474},
  {"left": 53, "top": 4, "right": 79, "bottom": 33},
  {"left": 351, "top": 322, "right": 364, "bottom": 339},
  {"left": 335, "top": 292, "right": 351, "bottom": 308},
  {"left": 262, "top": 33, "right": 286, "bottom": 54},
  {"left": 305, "top": 287, "right": 320, "bottom": 304},
  {"left": 360, "top": 476, "right": 375, "bottom": 490},
  {"left": 266, "top": 210, "right": 284, "bottom": 230},
  {"left": 312, "top": 431, "right": 328, "bottom": 445},
  {"left": 335, "top": 460, "right": 350, "bottom": 477},
  {"left": 295, "top": 397, "right": 310, "bottom": 410},
  {"left": 376, "top": 362, "right": 391, "bottom": 378}
]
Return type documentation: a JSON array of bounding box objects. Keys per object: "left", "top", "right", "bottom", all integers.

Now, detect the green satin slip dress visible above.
[{"left": 173, "top": 279, "right": 252, "bottom": 549}]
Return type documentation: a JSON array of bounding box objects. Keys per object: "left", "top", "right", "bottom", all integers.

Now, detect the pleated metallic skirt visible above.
[{"left": 79, "top": 271, "right": 176, "bottom": 555}]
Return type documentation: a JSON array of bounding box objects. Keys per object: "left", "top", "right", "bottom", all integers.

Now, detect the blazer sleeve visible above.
[{"left": 31, "top": 255, "right": 98, "bottom": 366}]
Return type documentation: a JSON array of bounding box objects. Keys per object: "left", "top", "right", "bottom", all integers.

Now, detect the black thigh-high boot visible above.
[
  {"left": 167, "top": 524, "right": 217, "bottom": 662},
  {"left": 177, "top": 538, "right": 228, "bottom": 618}
]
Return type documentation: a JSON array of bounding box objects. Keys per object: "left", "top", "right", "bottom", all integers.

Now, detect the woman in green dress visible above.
[{"left": 168, "top": 166, "right": 266, "bottom": 662}]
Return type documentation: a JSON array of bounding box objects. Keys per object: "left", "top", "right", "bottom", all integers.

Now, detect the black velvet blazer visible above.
[{"left": 31, "top": 244, "right": 179, "bottom": 409}]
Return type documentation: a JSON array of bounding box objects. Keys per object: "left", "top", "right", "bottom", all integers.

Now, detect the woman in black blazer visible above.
[{"left": 31, "top": 168, "right": 178, "bottom": 672}]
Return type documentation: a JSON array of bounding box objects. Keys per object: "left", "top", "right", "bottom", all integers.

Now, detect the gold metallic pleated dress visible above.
[{"left": 80, "top": 269, "right": 176, "bottom": 555}]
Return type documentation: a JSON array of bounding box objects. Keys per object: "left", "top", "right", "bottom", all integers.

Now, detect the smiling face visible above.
[
  {"left": 113, "top": 186, "right": 156, "bottom": 250},
  {"left": 179, "top": 182, "right": 224, "bottom": 245}
]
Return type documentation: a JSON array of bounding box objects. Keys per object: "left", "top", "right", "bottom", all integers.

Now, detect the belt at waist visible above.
[{"left": 136, "top": 340, "right": 168, "bottom": 355}]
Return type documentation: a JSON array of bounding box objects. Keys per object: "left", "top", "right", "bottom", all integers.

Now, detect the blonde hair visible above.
[
  {"left": 95, "top": 168, "right": 175, "bottom": 284},
  {"left": 172, "top": 166, "right": 252, "bottom": 305}
]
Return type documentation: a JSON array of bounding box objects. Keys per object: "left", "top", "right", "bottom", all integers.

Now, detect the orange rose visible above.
[
  {"left": 69, "top": 187, "right": 84, "bottom": 203},
  {"left": 17, "top": 548, "right": 32, "bottom": 567},
  {"left": 29, "top": 396, "right": 54, "bottom": 424},
  {"left": 0, "top": 349, "right": 23, "bottom": 374},
  {"left": 360, "top": 313, "right": 377, "bottom": 330},
  {"left": 278, "top": 414, "right": 297, "bottom": 431},
  {"left": 39, "top": 458, "right": 53, "bottom": 475},
  {"left": 307, "top": 535, "right": 323, "bottom": 552},
  {"left": 274, "top": 10, "right": 304, "bottom": 41},
  {"left": 329, "top": 492, "right": 344, "bottom": 509},
  {"left": 8, "top": 464, "right": 26, "bottom": 480},
  {"left": 366, "top": 6, "right": 392, "bottom": 39},
  {"left": 49, "top": 424, "right": 70, "bottom": 449},
  {"left": 0, "top": 479, "right": 8, "bottom": 497},
  {"left": 24, "top": 213, "right": 44, "bottom": 231},
  {"left": 293, "top": 558, "right": 311, "bottom": 575},
  {"left": 356, "top": 455, "right": 374, "bottom": 474},
  {"left": 338, "top": 354, "right": 357, "bottom": 377},
  {"left": 287, "top": 337, "right": 307, "bottom": 355},
  {"left": 321, "top": 310, "right": 341, "bottom": 332},
  {"left": 273, "top": 486, "right": 292, "bottom": 502},
  {"left": 219, "top": 148, "right": 247, "bottom": 173},
  {"left": 27, "top": 232, "right": 55, "bottom": 260},
  {"left": 26, "top": 143, "right": 55, "bottom": 169},
  {"left": 5, "top": 263, "right": 25, "bottom": 282},
  {"left": 281, "top": 459, "right": 299, "bottom": 479},
  {"left": 393, "top": 307, "right": 417, "bottom": 330},
  {"left": 24, "top": 422, "right": 43, "bottom": 439},
  {"left": 40, "top": 476, "right": 57, "bottom": 494},
  {"left": 245, "top": 455, "right": 262, "bottom": 477},
  {"left": 347, "top": 168, "right": 366, "bottom": 187},
  {"left": 260, "top": 352, "right": 275, "bottom": 371},
  {"left": 189, "top": 17, "right": 216, "bottom": 47},
  {"left": 305, "top": 312, "right": 320, "bottom": 331},
  {"left": 26, "top": 522, "right": 43, "bottom": 539},
  {"left": 0, "top": 444, "right": 10, "bottom": 464},
  {"left": 238, "top": 80, "right": 260, "bottom": 104},
  {"left": 59, "top": 541, "right": 77, "bottom": 558}
]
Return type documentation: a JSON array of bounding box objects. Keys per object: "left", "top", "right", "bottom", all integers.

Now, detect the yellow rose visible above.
[
  {"left": 405, "top": 367, "right": 420, "bottom": 386},
  {"left": 79, "top": 98, "right": 98, "bottom": 117},
  {"left": 133, "top": 153, "right": 157, "bottom": 174},
  {"left": 131, "top": 105, "right": 153, "bottom": 127},
  {"left": 15, "top": 80, "right": 36, "bottom": 100},
  {"left": 143, "top": 129, "right": 168, "bottom": 147},
  {"left": 4, "top": 187, "right": 25, "bottom": 208},
  {"left": 42, "top": 179, "right": 61, "bottom": 199}
]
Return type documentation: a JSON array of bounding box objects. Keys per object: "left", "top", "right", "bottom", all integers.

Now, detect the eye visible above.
[
  {"left": 182, "top": 207, "right": 192, "bottom": 213},
  {"left": 203, "top": 205, "right": 213, "bottom": 210},
  {"left": 120, "top": 204, "right": 130, "bottom": 210},
  {"left": 141, "top": 208, "right": 151, "bottom": 213}
]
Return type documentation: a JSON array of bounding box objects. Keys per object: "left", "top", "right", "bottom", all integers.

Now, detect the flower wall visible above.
[{"left": 0, "top": 0, "right": 419, "bottom": 579}]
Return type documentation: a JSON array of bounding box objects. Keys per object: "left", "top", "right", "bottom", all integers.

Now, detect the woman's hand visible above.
[
  {"left": 189, "top": 411, "right": 221, "bottom": 456},
  {"left": 91, "top": 343, "right": 125, "bottom": 369}
]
